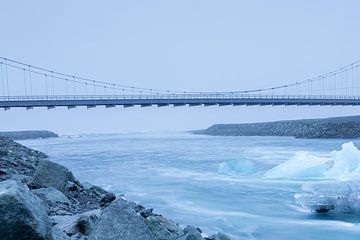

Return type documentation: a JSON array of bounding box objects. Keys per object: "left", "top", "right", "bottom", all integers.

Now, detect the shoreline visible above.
[
  {"left": 0, "top": 137, "right": 230, "bottom": 240},
  {"left": 192, "top": 115, "right": 360, "bottom": 139},
  {"left": 0, "top": 130, "right": 58, "bottom": 140}
]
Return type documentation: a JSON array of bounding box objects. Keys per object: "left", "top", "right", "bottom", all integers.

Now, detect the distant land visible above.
[
  {"left": 0, "top": 130, "right": 58, "bottom": 140},
  {"left": 192, "top": 116, "right": 360, "bottom": 139}
]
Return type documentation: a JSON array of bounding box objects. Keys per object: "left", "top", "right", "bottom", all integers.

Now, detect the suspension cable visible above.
[
  {"left": 45, "top": 74, "right": 48, "bottom": 96},
  {"left": 23, "top": 68, "right": 27, "bottom": 96},
  {"left": 28, "top": 65, "right": 33, "bottom": 96},
  {"left": 0, "top": 56, "right": 359, "bottom": 95},
  {"left": 1, "top": 63, "right": 5, "bottom": 96},
  {"left": 5, "top": 59, "right": 9, "bottom": 97}
]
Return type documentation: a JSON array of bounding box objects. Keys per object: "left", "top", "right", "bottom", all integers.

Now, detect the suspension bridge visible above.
[{"left": 0, "top": 57, "right": 359, "bottom": 110}]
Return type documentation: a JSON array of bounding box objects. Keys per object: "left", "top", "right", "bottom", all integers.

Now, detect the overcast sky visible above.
[{"left": 1, "top": 0, "right": 360, "bottom": 134}]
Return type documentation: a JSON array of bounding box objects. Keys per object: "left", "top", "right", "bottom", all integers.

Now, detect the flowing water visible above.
[{"left": 20, "top": 133, "right": 360, "bottom": 240}]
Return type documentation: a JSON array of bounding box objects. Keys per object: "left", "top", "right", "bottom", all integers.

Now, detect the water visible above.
[{"left": 20, "top": 133, "right": 360, "bottom": 240}]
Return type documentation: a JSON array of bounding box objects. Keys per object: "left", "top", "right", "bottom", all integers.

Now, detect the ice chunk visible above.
[
  {"left": 264, "top": 151, "right": 330, "bottom": 179},
  {"left": 324, "top": 142, "right": 360, "bottom": 179},
  {"left": 264, "top": 142, "right": 360, "bottom": 179},
  {"left": 295, "top": 180, "right": 360, "bottom": 213},
  {"left": 218, "top": 159, "right": 255, "bottom": 175}
]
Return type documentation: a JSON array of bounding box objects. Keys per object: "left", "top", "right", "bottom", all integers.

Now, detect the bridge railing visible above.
[{"left": 1, "top": 94, "right": 360, "bottom": 101}]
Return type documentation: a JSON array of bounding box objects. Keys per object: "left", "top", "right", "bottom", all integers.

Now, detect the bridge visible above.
[{"left": 0, "top": 57, "right": 359, "bottom": 109}]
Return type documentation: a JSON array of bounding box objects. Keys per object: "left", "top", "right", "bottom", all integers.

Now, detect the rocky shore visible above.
[
  {"left": 0, "top": 137, "right": 230, "bottom": 240},
  {"left": 0, "top": 130, "right": 58, "bottom": 140},
  {"left": 193, "top": 115, "right": 360, "bottom": 139}
]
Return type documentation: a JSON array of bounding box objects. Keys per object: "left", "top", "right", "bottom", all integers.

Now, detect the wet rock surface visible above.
[
  {"left": 205, "top": 233, "right": 231, "bottom": 240},
  {"left": 99, "top": 192, "right": 116, "bottom": 207},
  {"left": 33, "top": 187, "right": 71, "bottom": 205},
  {"left": 144, "top": 215, "right": 184, "bottom": 240},
  {"left": 52, "top": 209, "right": 101, "bottom": 237},
  {"left": 0, "top": 137, "right": 231, "bottom": 239},
  {"left": 0, "top": 180, "right": 52, "bottom": 240},
  {"left": 0, "top": 138, "right": 47, "bottom": 181},
  {"left": 30, "top": 159, "right": 76, "bottom": 192},
  {"left": 89, "top": 199, "right": 156, "bottom": 240}
]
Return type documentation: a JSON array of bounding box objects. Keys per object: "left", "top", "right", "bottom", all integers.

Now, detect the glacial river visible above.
[{"left": 20, "top": 133, "right": 360, "bottom": 240}]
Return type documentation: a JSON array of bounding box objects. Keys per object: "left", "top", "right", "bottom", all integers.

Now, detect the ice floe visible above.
[
  {"left": 264, "top": 151, "right": 330, "bottom": 179},
  {"left": 218, "top": 159, "right": 255, "bottom": 175},
  {"left": 295, "top": 180, "right": 360, "bottom": 213},
  {"left": 265, "top": 142, "right": 360, "bottom": 180}
]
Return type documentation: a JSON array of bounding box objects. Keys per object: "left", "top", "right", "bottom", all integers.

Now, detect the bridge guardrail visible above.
[{"left": 1, "top": 94, "right": 360, "bottom": 101}]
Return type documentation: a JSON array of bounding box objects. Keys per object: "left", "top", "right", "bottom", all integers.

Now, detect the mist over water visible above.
[{"left": 20, "top": 133, "right": 360, "bottom": 240}]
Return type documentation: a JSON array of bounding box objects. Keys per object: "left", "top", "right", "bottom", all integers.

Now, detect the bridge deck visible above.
[{"left": 1, "top": 95, "right": 360, "bottom": 109}]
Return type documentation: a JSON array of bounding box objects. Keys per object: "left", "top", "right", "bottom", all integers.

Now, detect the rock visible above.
[
  {"left": 33, "top": 187, "right": 71, "bottom": 204},
  {"left": 52, "top": 217, "right": 75, "bottom": 236},
  {"left": 56, "top": 210, "right": 72, "bottom": 216},
  {"left": 134, "top": 204, "right": 146, "bottom": 213},
  {"left": 31, "top": 159, "right": 74, "bottom": 192},
  {"left": 178, "top": 232, "right": 203, "bottom": 240},
  {"left": 89, "top": 185, "right": 108, "bottom": 195},
  {"left": 70, "top": 233, "right": 87, "bottom": 240},
  {"left": 144, "top": 215, "right": 184, "bottom": 240},
  {"left": 0, "top": 180, "right": 52, "bottom": 240},
  {"left": 52, "top": 209, "right": 101, "bottom": 237},
  {"left": 89, "top": 199, "right": 156, "bottom": 240},
  {"left": 184, "top": 225, "right": 202, "bottom": 235},
  {"left": 140, "top": 208, "right": 154, "bottom": 218},
  {"left": 52, "top": 227, "right": 70, "bottom": 240},
  {"left": 10, "top": 173, "right": 33, "bottom": 184},
  {"left": 0, "top": 138, "right": 46, "bottom": 178},
  {"left": 0, "top": 149, "right": 7, "bottom": 157},
  {"left": 205, "top": 232, "right": 231, "bottom": 240},
  {"left": 82, "top": 182, "right": 93, "bottom": 190},
  {"left": 99, "top": 192, "right": 116, "bottom": 207},
  {"left": 77, "top": 211, "right": 100, "bottom": 235},
  {"left": 67, "top": 182, "right": 79, "bottom": 192}
]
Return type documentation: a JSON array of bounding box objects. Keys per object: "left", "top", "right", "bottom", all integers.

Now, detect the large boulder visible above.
[
  {"left": 205, "top": 233, "right": 231, "bottom": 240},
  {"left": 31, "top": 159, "right": 78, "bottom": 192},
  {"left": 178, "top": 234, "right": 203, "bottom": 240},
  {"left": 52, "top": 209, "right": 101, "bottom": 237},
  {"left": 0, "top": 180, "right": 52, "bottom": 240},
  {"left": 89, "top": 199, "right": 156, "bottom": 240},
  {"left": 144, "top": 215, "right": 184, "bottom": 239},
  {"left": 99, "top": 192, "right": 116, "bottom": 207},
  {"left": 33, "top": 187, "right": 71, "bottom": 204},
  {"left": 177, "top": 225, "right": 203, "bottom": 240},
  {"left": 52, "top": 227, "right": 70, "bottom": 240}
]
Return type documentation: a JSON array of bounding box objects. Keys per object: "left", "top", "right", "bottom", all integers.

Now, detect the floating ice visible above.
[
  {"left": 293, "top": 143, "right": 360, "bottom": 213},
  {"left": 295, "top": 180, "right": 360, "bottom": 213},
  {"left": 218, "top": 159, "right": 255, "bottom": 175},
  {"left": 264, "top": 142, "right": 360, "bottom": 180},
  {"left": 264, "top": 151, "right": 330, "bottom": 179},
  {"left": 324, "top": 142, "right": 360, "bottom": 179}
]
